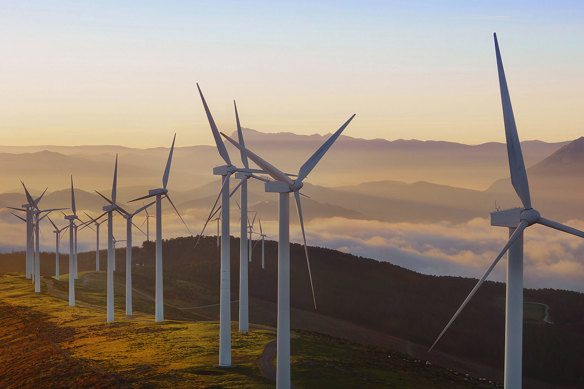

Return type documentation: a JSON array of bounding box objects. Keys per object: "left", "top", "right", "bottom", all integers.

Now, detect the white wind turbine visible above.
[
  {"left": 429, "top": 33, "right": 584, "bottom": 389},
  {"left": 9, "top": 184, "right": 48, "bottom": 282},
  {"left": 64, "top": 176, "right": 79, "bottom": 306},
  {"left": 197, "top": 84, "right": 269, "bottom": 360},
  {"left": 81, "top": 211, "right": 108, "bottom": 271},
  {"left": 121, "top": 202, "right": 153, "bottom": 315},
  {"left": 255, "top": 218, "right": 269, "bottom": 269},
  {"left": 47, "top": 216, "right": 70, "bottom": 281},
  {"left": 129, "top": 134, "right": 190, "bottom": 322},
  {"left": 221, "top": 113, "right": 355, "bottom": 389},
  {"left": 95, "top": 155, "right": 128, "bottom": 322},
  {"left": 247, "top": 212, "right": 257, "bottom": 263},
  {"left": 20, "top": 183, "right": 64, "bottom": 293}
]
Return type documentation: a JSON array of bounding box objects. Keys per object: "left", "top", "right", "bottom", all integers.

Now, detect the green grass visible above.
[{"left": 0, "top": 274, "right": 501, "bottom": 388}]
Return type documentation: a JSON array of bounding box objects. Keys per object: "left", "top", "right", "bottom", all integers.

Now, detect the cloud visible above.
[{"left": 2, "top": 210, "right": 584, "bottom": 293}]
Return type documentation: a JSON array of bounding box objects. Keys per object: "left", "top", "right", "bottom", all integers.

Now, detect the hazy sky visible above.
[{"left": 1, "top": 1, "right": 582, "bottom": 147}]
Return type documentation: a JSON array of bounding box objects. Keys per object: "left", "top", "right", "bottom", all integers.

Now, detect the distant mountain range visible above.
[{"left": 0, "top": 130, "right": 581, "bottom": 225}]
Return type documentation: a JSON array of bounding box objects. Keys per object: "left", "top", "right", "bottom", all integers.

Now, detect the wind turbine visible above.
[
  {"left": 428, "top": 33, "right": 584, "bottom": 389},
  {"left": 81, "top": 211, "right": 108, "bottom": 271},
  {"left": 255, "top": 218, "right": 268, "bottom": 269},
  {"left": 129, "top": 134, "right": 190, "bottom": 322},
  {"left": 197, "top": 84, "right": 270, "bottom": 361},
  {"left": 248, "top": 212, "right": 257, "bottom": 263},
  {"left": 47, "top": 216, "right": 70, "bottom": 281},
  {"left": 9, "top": 184, "right": 48, "bottom": 281},
  {"left": 122, "top": 202, "right": 154, "bottom": 315},
  {"left": 95, "top": 155, "right": 128, "bottom": 322},
  {"left": 221, "top": 113, "right": 355, "bottom": 389},
  {"left": 64, "top": 176, "right": 78, "bottom": 306},
  {"left": 20, "top": 183, "right": 63, "bottom": 292},
  {"left": 142, "top": 204, "right": 153, "bottom": 242}
]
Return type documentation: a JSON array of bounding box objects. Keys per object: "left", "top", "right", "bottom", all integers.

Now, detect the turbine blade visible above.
[
  {"left": 297, "top": 114, "right": 355, "bottom": 182},
  {"left": 251, "top": 212, "right": 257, "bottom": 227},
  {"left": 95, "top": 190, "right": 114, "bottom": 205},
  {"left": 194, "top": 177, "right": 230, "bottom": 248},
  {"left": 259, "top": 218, "right": 263, "bottom": 235},
  {"left": 132, "top": 200, "right": 156, "bottom": 216},
  {"left": 221, "top": 132, "right": 292, "bottom": 185},
  {"left": 429, "top": 220, "right": 528, "bottom": 352},
  {"left": 235, "top": 200, "right": 241, "bottom": 210},
  {"left": 34, "top": 187, "right": 48, "bottom": 207},
  {"left": 165, "top": 194, "right": 191, "bottom": 234},
  {"left": 70, "top": 176, "right": 77, "bottom": 215},
  {"left": 11, "top": 212, "right": 27, "bottom": 223},
  {"left": 537, "top": 217, "right": 584, "bottom": 239},
  {"left": 46, "top": 215, "right": 58, "bottom": 230},
  {"left": 229, "top": 180, "right": 243, "bottom": 199},
  {"left": 249, "top": 173, "right": 269, "bottom": 183},
  {"left": 21, "top": 181, "right": 35, "bottom": 207},
  {"left": 131, "top": 220, "right": 147, "bottom": 236},
  {"left": 197, "top": 83, "right": 232, "bottom": 165},
  {"left": 7, "top": 206, "right": 26, "bottom": 212},
  {"left": 253, "top": 239, "right": 261, "bottom": 250},
  {"left": 112, "top": 154, "right": 118, "bottom": 203},
  {"left": 129, "top": 193, "right": 157, "bottom": 202},
  {"left": 294, "top": 190, "right": 317, "bottom": 310},
  {"left": 494, "top": 33, "right": 531, "bottom": 209},
  {"left": 162, "top": 134, "right": 176, "bottom": 190},
  {"left": 234, "top": 100, "right": 249, "bottom": 169}
]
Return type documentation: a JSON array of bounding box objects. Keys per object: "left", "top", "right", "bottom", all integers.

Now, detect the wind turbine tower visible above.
[
  {"left": 429, "top": 33, "right": 584, "bottom": 389},
  {"left": 221, "top": 113, "right": 355, "bottom": 389}
]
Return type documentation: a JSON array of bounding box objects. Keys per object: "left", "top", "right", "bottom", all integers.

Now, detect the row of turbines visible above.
[{"left": 7, "top": 34, "right": 583, "bottom": 389}]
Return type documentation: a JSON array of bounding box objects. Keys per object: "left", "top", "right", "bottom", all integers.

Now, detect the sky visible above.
[{"left": 0, "top": 0, "right": 583, "bottom": 147}]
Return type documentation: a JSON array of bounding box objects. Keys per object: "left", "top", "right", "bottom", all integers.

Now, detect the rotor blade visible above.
[
  {"left": 83, "top": 211, "right": 98, "bottom": 224},
  {"left": 46, "top": 215, "right": 58, "bottom": 230},
  {"left": 537, "top": 217, "right": 584, "bottom": 239},
  {"left": 429, "top": 220, "right": 528, "bottom": 352},
  {"left": 253, "top": 239, "right": 261, "bottom": 250},
  {"left": 197, "top": 83, "right": 231, "bottom": 165},
  {"left": 10, "top": 212, "right": 27, "bottom": 223},
  {"left": 112, "top": 154, "right": 118, "bottom": 203},
  {"left": 129, "top": 193, "right": 157, "bottom": 203},
  {"left": 162, "top": 133, "right": 176, "bottom": 190},
  {"left": 39, "top": 207, "right": 67, "bottom": 214},
  {"left": 293, "top": 190, "right": 317, "bottom": 310},
  {"left": 234, "top": 100, "right": 249, "bottom": 169},
  {"left": 494, "top": 33, "right": 531, "bottom": 209},
  {"left": 194, "top": 177, "right": 230, "bottom": 248},
  {"left": 229, "top": 180, "right": 243, "bottom": 199},
  {"left": 249, "top": 173, "right": 269, "bottom": 183},
  {"left": 34, "top": 187, "right": 48, "bottom": 207},
  {"left": 259, "top": 218, "right": 263, "bottom": 235},
  {"left": 165, "top": 194, "right": 191, "bottom": 234},
  {"left": 132, "top": 200, "right": 156, "bottom": 217},
  {"left": 221, "top": 132, "right": 292, "bottom": 185},
  {"left": 95, "top": 190, "right": 114, "bottom": 205},
  {"left": 144, "top": 204, "right": 150, "bottom": 217},
  {"left": 7, "top": 206, "right": 26, "bottom": 212},
  {"left": 21, "top": 181, "right": 35, "bottom": 207},
  {"left": 131, "top": 220, "right": 147, "bottom": 236},
  {"left": 235, "top": 200, "right": 241, "bottom": 210},
  {"left": 297, "top": 114, "right": 355, "bottom": 182},
  {"left": 70, "top": 176, "right": 77, "bottom": 215},
  {"left": 251, "top": 212, "right": 257, "bottom": 227}
]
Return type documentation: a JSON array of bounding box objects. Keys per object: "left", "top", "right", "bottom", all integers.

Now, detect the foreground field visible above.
[{"left": 0, "top": 274, "right": 502, "bottom": 388}]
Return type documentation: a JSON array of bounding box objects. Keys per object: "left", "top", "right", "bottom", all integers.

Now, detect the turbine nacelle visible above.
[
  {"left": 491, "top": 207, "right": 541, "bottom": 228},
  {"left": 213, "top": 165, "right": 237, "bottom": 176},
  {"left": 148, "top": 188, "right": 168, "bottom": 196}
]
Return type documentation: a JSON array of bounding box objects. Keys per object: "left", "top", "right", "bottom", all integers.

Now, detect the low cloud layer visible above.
[{"left": 2, "top": 208, "right": 583, "bottom": 293}]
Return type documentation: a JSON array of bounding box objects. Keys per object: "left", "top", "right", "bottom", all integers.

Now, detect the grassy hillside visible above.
[
  {"left": 1, "top": 236, "right": 583, "bottom": 388},
  {"left": 0, "top": 274, "right": 502, "bottom": 388}
]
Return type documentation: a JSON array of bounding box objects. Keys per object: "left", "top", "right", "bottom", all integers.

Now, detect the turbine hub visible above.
[
  {"left": 520, "top": 208, "right": 540, "bottom": 226},
  {"left": 290, "top": 180, "right": 303, "bottom": 191}
]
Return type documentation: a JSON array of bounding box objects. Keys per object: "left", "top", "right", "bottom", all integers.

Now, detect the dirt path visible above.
[{"left": 257, "top": 340, "right": 277, "bottom": 381}]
